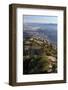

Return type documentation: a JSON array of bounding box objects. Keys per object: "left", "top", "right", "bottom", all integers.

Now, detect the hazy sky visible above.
[{"left": 23, "top": 15, "right": 57, "bottom": 24}]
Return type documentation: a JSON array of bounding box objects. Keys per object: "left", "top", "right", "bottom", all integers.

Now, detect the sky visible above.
[{"left": 23, "top": 15, "right": 57, "bottom": 24}]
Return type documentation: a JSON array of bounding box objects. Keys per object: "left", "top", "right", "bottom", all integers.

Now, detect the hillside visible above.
[{"left": 23, "top": 36, "right": 57, "bottom": 74}]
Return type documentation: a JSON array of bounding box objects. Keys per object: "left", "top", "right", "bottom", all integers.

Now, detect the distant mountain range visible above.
[{"left": 23, "top": 23, "right": 57, "bottom": 45}]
